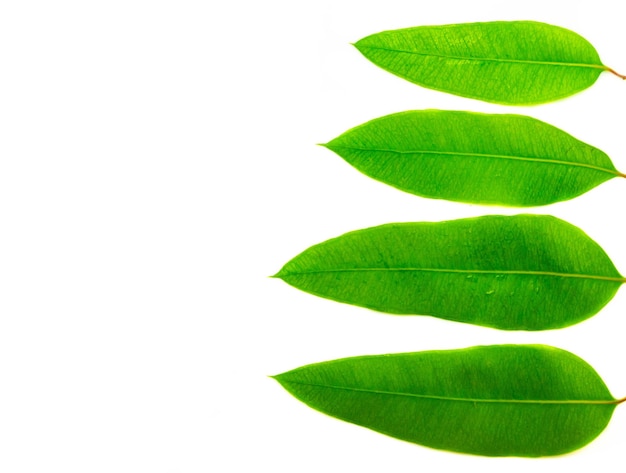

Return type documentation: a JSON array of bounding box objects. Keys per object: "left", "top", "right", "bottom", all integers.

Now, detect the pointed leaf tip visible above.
[{"left": 271, "top": 268, "right": 291, "bottom": 279}]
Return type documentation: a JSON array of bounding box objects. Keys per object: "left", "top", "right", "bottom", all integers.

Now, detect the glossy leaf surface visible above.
[
  {"left": 274, "top": 215, "right": 623, "bottom": 330},
  {"left": 273, "top": 345, "right": 618, "bottom": 456},
  {"left": 355, "top": 21, "right": 619, "bottom": 105},
  {"left": 323, "top": 110, "right": 623, "bottom": 207}
]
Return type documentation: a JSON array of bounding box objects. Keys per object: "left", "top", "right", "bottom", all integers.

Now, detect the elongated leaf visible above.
[
  {"left": 323, "top": 110, "right": 624, "bottom": 206},
  {"left": 273, "top": 345, "right": 621, "bottom": 457},
  {"left": 274, "top": 215, "right": 623, "bottom": 330},
  {"left": 355, "top": 21, "right": 624, "bottom": 105}
]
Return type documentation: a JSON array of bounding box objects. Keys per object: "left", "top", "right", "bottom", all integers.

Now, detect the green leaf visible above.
[
  {"left": 354, "top": 21, "right": 624, "bottom": 105},
  {"left": 274, "top": 215, "right": 623, "bottom": 330},
  {"left": 273, "top": 345, "right": 622, "bottom": 457},
  {"left": 322, "top": 110, "right": 624, "bottom": 207}
]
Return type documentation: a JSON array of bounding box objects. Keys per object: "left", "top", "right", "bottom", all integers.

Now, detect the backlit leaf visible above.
[
  {"left": 354, "top": 21, "right": 624, "bottom": 105},
  {"left": 273, "top": 345, "right": 621, "bottom": 456},
  {"left": 322, "top": 110, "right": 624, "bottom": 206},
  {"left": 274, "top": 215, "right": 623, "bottom": 330}
]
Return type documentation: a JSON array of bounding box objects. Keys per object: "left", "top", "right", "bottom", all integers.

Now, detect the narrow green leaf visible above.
[
  {"left": 323, "top": 110, "right": 624, "bottom": 207},
  {"left": 354, "top": 21, "right": 624, "bottom": 105},
  {"left": 274, "top": 215, "right": 623, "bottom": 330},
  {"left": 273, "top": 345, "right": 621, "bottom": 457}
]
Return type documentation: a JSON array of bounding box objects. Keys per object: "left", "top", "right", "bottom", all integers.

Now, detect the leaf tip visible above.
[
  {"left": 270, "top": 373, "right": 288, "bottom": 385},
  {"left": 351, "top": 40, "right": 364, "bottom": 52},
  {"left": 270, "top": 269, "right": 287, "bottom": 279}
]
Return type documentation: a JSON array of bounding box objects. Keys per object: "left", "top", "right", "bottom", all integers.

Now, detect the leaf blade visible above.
[
  {"left": 323, "top": 110, "right": 621, "bottom": 206},
  {"left": 275, "top": 215, "right": 623, "bottom": 330},
  {"left": 355, "top": 21, "right": 610, "bottom": 104},
  {"left": 274, "top": 345, "right": 617, "bottom": 457}
]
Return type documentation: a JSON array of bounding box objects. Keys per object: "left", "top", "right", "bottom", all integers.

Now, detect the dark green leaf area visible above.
[
  {"left": 355, "top": 21, "right": 607, "bottom": 105},
  {"left": 275, "top": 215, "right": 623, "bottom": 330},
  {"left": 274, "top": 345, "right": 616, "bottom": 457},
  {"left": 323, "top": 110, "right": 621, "bottom": 207}
]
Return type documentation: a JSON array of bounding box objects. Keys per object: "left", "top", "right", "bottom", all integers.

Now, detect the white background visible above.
[{"left": 1, "top": 1, "right": 626, "bottom": 471}]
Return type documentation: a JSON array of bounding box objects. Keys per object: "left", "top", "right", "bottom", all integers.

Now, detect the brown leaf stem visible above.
[{"left": 606, "top": 67, "right": 626, "bottom": 80}]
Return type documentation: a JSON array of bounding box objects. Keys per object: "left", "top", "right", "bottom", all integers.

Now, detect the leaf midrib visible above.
[
  {"left": 328, "top": 145, "right": 622, "bottom": 177},
  {"left": 283, "top": 379, "right": 618, "bottom": 405},
  {"left": 280, "top": 267, "right": 626, "bottom": 283},
  {"left": 357, "top": 44, "right": 607, "bottom": 71}
]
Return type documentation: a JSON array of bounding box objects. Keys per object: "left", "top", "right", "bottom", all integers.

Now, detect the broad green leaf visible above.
[
  {"left": 273, "top": 345, "right": 622, "bottom": 457},
  {"left": 322, "top": 110, "right": 624, "bottom": 207},
  {"left": 274, "top": 215, "right": 623, "bottom": 330},
  {"left": 355, "top": 21, "right": 625, "bottom": 105}
]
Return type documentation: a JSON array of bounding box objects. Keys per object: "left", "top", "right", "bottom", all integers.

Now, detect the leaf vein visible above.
[
  {"left": 284, "top": 380, "right": 618, "bottom": 405},
  {"left": 357, "top": 45, "right": 607, "bottom": 71},
  {"left": 282, "top": 268, "right": 626, "bottom": 283},
  {"left": 329, "top": 145, "right": 621, "bottom": 177}
]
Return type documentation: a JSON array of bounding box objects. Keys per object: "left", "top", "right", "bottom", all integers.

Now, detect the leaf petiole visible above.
[{"left": 606, "top": 66, "right": 626, "bottom": 80}]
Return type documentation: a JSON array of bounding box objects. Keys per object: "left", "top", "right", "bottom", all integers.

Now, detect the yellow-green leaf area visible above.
[
  {"left": 355, "top": 21, "right": 610, "bottom": 104},
  {"left": 323, "top": 110, "right": 622, "bottom": 207}
]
